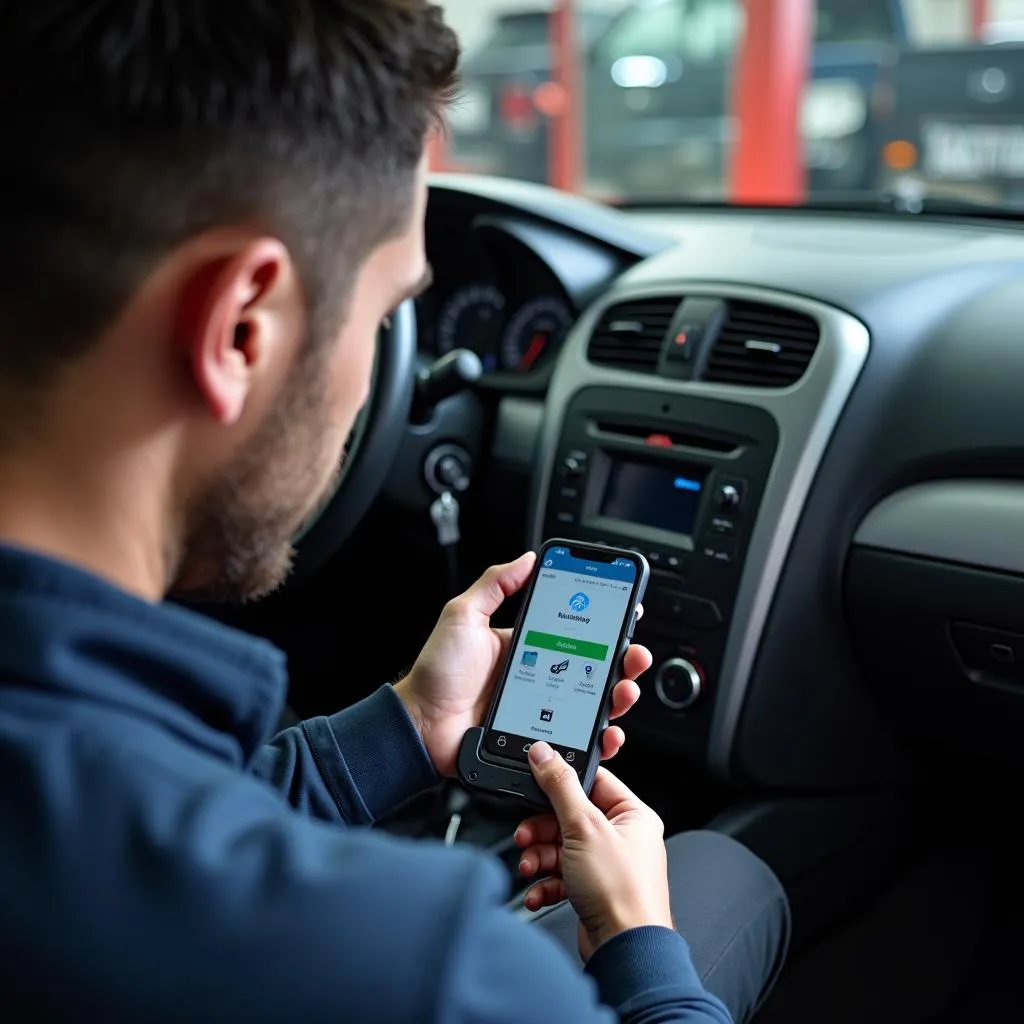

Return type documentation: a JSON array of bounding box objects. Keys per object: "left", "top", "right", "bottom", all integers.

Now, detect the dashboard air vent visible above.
[
  {"left": 587, "top": 297, "right": 681, "bottom": 373},
  {"left": 704, "top": 301, "right": 821, "bottom": 388}
]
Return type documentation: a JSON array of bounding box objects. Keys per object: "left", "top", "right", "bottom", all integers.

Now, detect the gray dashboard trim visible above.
[
  {"left": 492, "top": 398, "right": 544, "bottom": 467},
  {"left": 854, "top": 480, "right": 1024, "bottom": 576},
  {"left": 530, "top": 281, "right": 870, "bottom": 779},
  {"left": 429, "top": 173, "right": 674, "bottom": 258},
  {"left": 474, "top": 215, "right": 624, "bottom": 309}
]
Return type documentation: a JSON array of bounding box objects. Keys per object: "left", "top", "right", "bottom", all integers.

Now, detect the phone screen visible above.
[{"left": 482, "top": 545, "right": 640, "bottom": 769}]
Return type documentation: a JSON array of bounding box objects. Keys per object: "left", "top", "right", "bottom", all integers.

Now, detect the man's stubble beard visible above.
[{"left": 170, "top": 334, "right": 344, "bottom": 605}]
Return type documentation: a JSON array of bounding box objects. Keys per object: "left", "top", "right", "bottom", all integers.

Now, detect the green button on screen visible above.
[{"left": 524, "top": 630, "right": 609, "bottom": 662}]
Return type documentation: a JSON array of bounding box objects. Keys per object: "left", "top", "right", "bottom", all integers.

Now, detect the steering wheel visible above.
[{"left": 289, "top": 299, "right": 418, "bottom": 581}]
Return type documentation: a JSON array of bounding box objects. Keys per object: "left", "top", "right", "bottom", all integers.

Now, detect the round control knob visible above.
[
  {"left": 654, "top": 658, "right": 703, "bottom": 711},
  {"left": 717, "top": 484, "right": 741, "bottom": 510}
]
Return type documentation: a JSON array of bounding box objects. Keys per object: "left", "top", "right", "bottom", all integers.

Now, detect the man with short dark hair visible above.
[{"left": 0, "top": 3, "right": 788, "bottom": 1021}]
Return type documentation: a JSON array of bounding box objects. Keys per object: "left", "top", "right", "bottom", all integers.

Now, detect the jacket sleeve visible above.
[{"left": 249, "top": 684, "right": 438, "bottom": 825}]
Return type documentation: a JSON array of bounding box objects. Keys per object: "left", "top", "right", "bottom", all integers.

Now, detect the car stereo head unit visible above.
[
  {"left": 551, "top": 420, "right": 759, "bottom": 563},
  {"left": 540, "top": 386, "right": 779, "bottom": 753}
]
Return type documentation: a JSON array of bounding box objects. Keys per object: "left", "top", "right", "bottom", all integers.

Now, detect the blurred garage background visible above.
[{"left": 435, "top": 0, "right": 1024, "bottom": 207}]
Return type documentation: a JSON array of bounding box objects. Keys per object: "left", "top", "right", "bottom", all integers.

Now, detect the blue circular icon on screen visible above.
[{"left": 568, "top": 592, "right": 590, "bottom": 613}]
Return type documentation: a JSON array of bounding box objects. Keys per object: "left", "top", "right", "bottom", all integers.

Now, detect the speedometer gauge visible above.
[
  {"left": 500, "top": 297, "right": 573, "bottom": 372},
  {"left": 436, "top": 284, "right": 505, "bottom": 363}
]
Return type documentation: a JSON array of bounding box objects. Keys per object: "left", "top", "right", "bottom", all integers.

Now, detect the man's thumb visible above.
[
  {"left": 528, "top": 743, "right": 590, "bottom": 830},
  {"left": 463, "top": 552, "right": 536, "bottom": 617}
]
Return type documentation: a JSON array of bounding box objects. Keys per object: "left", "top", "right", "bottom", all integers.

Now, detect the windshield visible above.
[{"left": 441, "top": 0, "right": 1024, "bottom": 212}]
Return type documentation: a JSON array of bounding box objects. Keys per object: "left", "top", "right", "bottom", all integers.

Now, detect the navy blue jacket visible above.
[{"left": 0, "top": 545, "right": 730, "bottom": 1022}]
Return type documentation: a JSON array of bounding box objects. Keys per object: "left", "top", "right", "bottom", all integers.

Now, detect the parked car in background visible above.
[
  {"left": 981, "top": 19, "right": 1024, "bottom": 45},
  {"left": 447, "top": 6, "right": 616, "bottom": 183},
  {"left": 879, "top": 41, "right": 1024, "bottom": 207},
  {"left": 585, "top": 0, "right": 908, "bottom": 201}
]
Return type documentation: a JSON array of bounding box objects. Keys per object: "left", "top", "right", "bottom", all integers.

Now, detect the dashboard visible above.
[{"left": 418, "top": 173, "right": 1024, "bottom": 796}]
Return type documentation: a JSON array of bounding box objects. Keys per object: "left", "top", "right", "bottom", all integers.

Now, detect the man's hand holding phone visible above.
[
  {"left": 396, "top": 549, "right": 673, "bottom": 958},
  {"left": 516, "top": 748, "right": 675, "bottom": 961},
  {"left": 395, "top": 551, "right": 650, "bottom": 778}
]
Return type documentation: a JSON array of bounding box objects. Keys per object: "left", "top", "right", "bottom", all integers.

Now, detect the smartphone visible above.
[{"left": 460, "top": 539, "right": 649, "bottom": 804}]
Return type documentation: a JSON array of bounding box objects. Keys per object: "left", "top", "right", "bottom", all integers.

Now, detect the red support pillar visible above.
[
  {"left": 730, "top": 0, "right": 814, "bottom": 204},
  {"left": 971, "top": 0, "right": 989, "bottom": 39},
  {"left": 549, "top": 0, "right": 582, "bottom": 192},
  {"left": 427, "top": 131, "right": 450, "bottom": 172}
]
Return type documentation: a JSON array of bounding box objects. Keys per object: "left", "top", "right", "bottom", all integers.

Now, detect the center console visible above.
[{"left": 540, "top": 387, "right": 779, "bottom": 759}]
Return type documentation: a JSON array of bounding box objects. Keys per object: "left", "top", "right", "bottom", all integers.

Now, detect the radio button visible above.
[
  {"left": 562, "top": 449, "right": 589, "bottom": 477},
  {"left": 666, "top": 554, "right": 685, "bottom": 571},
  {"left": 701, "top": 540, "right": 736, "bottom": 566},
  {"left": 647, "top": 551, "right": 663, "bottom": 566}
]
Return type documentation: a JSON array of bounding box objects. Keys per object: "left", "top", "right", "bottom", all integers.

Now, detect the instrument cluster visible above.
[{"left": 417, "top": 216, "right": 577, "bottom": 380}]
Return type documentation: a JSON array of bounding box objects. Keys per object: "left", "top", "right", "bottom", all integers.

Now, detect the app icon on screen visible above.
[
  {"left": 521, "top": 650, "right": 538, "bottom": 667},
  {"left": 550, "top": 658, "right": 570, "bottom": 675},
  {"left": 539, "top": 708, "right": 553, "bottom": 722}
]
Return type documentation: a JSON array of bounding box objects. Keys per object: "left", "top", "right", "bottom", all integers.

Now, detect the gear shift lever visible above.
[{"left": 413, "top": 349, "right": 483, "bottom": 423}]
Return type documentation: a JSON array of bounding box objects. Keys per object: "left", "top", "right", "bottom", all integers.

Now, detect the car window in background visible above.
[
  {"left": 597, "top": 0, "right": 891, "bottom": 65},
  {"left": 596, "top": 0, "right": 741, "bottom": 64},
  {"left": 815, "top": 0, "right": 893, "bottom": 44}
]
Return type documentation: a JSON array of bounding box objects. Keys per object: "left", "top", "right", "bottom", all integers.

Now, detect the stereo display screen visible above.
[{"left": 599, "top": 458, "right": 708, "bottom": 536}]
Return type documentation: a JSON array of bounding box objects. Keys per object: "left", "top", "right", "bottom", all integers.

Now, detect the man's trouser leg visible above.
[{"left": 531, "top": 830, "right": 791, "bottom": 1024}]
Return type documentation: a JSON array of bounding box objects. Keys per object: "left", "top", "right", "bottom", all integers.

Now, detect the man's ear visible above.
[{"left": 175, "top": 239, "right": 294, "bottom": 425}]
